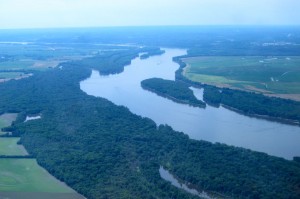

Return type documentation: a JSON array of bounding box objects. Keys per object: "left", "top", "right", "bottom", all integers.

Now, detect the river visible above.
[{"left": 80, "top": 48, "right": 300, "bottom": 160}]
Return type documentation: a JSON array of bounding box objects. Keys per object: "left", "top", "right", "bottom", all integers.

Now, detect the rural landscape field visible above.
[
  {"left": 0, "top": 112, "right": 83, "bottom": 199},
  {"left": 0, "top": 113, "right": 16, "bottom": 135},
  {"left": 183, "top": 56, "right": 300, "bottom": 100}
]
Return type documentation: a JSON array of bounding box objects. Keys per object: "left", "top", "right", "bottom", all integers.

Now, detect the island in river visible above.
[{"left": 141, "top": 78, "right": 206, "bottom": 108}]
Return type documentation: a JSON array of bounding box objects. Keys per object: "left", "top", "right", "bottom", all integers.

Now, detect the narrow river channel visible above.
[{"left": 80, "top": 48, "right": 300, "bottom": 160}]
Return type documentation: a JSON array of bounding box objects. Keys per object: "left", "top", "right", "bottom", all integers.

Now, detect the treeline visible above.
[
  {"left": 73, "top": 48, "right": 139, "bottom": 75},
  {"left": 0, "top": 155, "right": 34, "bottom": 159},
  {"left": 141, "top": 78, "right": 206, "bottom": 108},
  {"left": 203, "top": 86, "right": 300, "bottom": 124},
  {"left": 140, "top": 47, "right": 165, "bottom": 59},
  {"left": 0, "top": 48, "right": 300, "bottom": 198},
  {"left": 202, "top": 85, "right": 222, "bottom": 107},
  {"left": 70, "top": 47, "right": 165, "bottom": 75}
]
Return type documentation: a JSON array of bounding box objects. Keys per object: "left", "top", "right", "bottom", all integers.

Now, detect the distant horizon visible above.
[{"left": 1, "top": 24, "right": 300, "bottom": 31}]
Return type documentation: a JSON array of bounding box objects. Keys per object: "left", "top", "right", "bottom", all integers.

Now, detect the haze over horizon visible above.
[{"left": 0, "top": 0, "right": 300, "bottom": 29}]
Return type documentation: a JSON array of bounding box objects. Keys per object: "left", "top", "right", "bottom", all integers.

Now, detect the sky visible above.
[{"left": 0, "top": 0, "right": 300, "bottom": 29}]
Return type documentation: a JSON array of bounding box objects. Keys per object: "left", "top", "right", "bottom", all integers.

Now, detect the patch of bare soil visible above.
[
  {"left": 266, "top": 94, "right": 300, "bottom": 102},
  {"left": 243, "top": 85, "right": 273, "bottom": 94}
]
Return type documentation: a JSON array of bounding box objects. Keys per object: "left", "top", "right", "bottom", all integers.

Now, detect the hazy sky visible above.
[{"left": 0, "top": 0, "right": 300, "bottom": 29}]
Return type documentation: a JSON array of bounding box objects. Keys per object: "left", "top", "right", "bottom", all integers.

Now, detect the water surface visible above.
[
  {"left": 159, "top": 166, "right": 212, "bottom": 198},
  {"left": 25, "top": 115, "right": 42, "bottom": 122},
  {"left": 80, "top": 48, "right": 300, "bottom": 159}
]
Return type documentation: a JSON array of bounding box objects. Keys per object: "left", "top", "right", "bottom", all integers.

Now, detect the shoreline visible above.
[
  {"left": 141, "top": 84, "right": 206, "bottom": 108},
  {"left": 173, "top": 57, "right": 300, "bottom": 126}
]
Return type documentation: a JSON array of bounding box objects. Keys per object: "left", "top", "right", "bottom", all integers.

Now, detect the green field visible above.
[
  {"left": 0, "top": 59, "right": 81, "bottom": 71},
  {"left": 0, "top": 72, "right": 26, "bottom": 79},
  {"left": 0, "top": 113, "right": 17, "bottom": 135},
  {"left": 182, "top": 56, "right": 300, "bottom": 100},
  {"left": 0, "top": 60, "right": 34, "bottom": 71},
  {"left": 0, "top": 43, "right": 97, "bottom": 82},
  {"left": 0, "top": 192, "right": 84, "bottom": 199},
  {"left": 0, "top": 159, "right": 74, "bottom": 193},
  {"left": 0, "top": 138, "right": 28, "bottom": 156},
  {"left": 0, "top": 113, "right": 83, "bottom": 198}
]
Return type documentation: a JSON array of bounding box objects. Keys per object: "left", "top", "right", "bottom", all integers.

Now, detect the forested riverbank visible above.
[
  {"left": 174, "top": 56, "right": 300, "bottom": 125},
  {"left": 141, "top": 78, "right": 206, "bottom": 108},
  {"left": 1, "top": 48, "right": 300, "bottom": 199}
]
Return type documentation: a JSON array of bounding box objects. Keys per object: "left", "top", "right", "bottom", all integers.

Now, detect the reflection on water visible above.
[{"left": 80, "top": 48, "right": 300, "bottom": 159}]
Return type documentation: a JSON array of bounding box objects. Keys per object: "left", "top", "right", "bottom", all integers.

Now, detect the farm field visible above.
[
  {"left": 0, "top": 113, "right": 17, "bottom": 135},
  {"left": 182, "top": 56, "right": 300, "bottom": 101},
  {"left": 0, "top": 42, "right": 102, "bottom": 80},
  {"left": 0, "top": 57, "right": 89, "bottom": 71},
  {"left": 0, "top": 60, "right": 34, "bottom": 71},
  {"left": 0, "top": 192, "right": 84, "bottom": 199},
  {"left": 0, "top": 72, "right": 32, "bottom": 83},
  {"left": 0, "top": 112, "right": 84, "bottom": 198},
  {"left": 0, "top": 72, "right": 25, "bottom": 79},
  {"left": 0, "top": 159, "right": 75, "bottom": 193},
  {"left": 0, "top": 138, "right": 28, "bottom": 156}
]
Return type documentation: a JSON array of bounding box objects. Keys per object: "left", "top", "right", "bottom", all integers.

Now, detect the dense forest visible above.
[
  {"left": 1, "top": 48, "right": 300, "bottom": 199},
  {"left": 141, "top": 78, "right": 206, "bottom": 108},
  {"left": 73, "top": 47, "right": 163, "bottom": 75},
  {"left": 203, "top": 86, "right": 300, "bottom": 124},
  {"left": 140, "top": 47, "right": 165, "bottom": 59}
]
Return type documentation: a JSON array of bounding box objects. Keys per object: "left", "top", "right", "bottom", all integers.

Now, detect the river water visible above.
[
  {"left": 159, "top": 166, "right": 212, "bottom": 199},
  {"left": 80, "top": 48, "right": 300, "bottom": 160}
]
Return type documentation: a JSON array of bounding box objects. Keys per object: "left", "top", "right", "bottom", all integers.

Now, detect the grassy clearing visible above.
[
  {"left": 182, "top": 56, "right": 300, "bottom": 97},
  {"left": 0, "top": 138, "right": 28, "bottom": 156},
  {"left": 0, "top": 60, "right": 58, "bottom": 71},
  {"left": 0, "top": 192, "right": 84, "bottom": 199},
  {"left": 0, "top": 159, "right": 75, "bottom": 193},
  {"left": 0, "top": 57, "right": 91, "bottom": 72},
  {"left": 0, "top": 113, "right": 17, "bottom": 135},
  {"left": 0, "top": 113, "right": 82, "bottom": 198},
  {"left": 0, "top": 42, "right": 107, "bottom": 72},
  {"left": 0, "top": 72, "right": 25, "bottom": 79},
  {"left": 0, "top": 60, "right": 34, "bottom": 70},
  {"left": 185, "top": 73, "right": 244, "bottom": 85}
]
